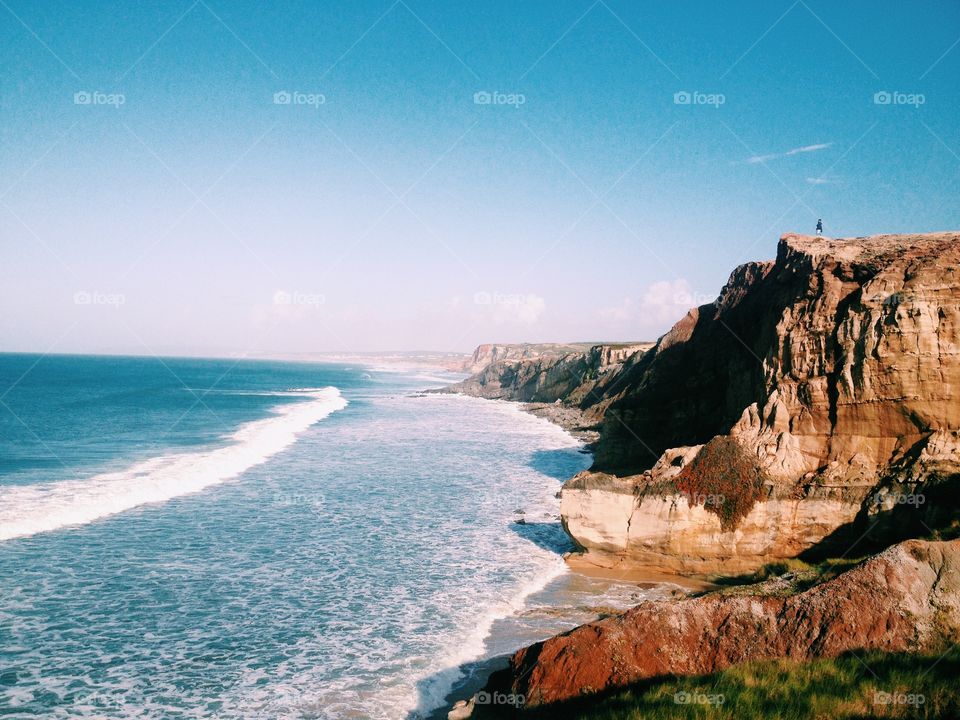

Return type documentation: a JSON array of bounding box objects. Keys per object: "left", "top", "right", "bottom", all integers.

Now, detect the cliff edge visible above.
[{"left": 562, "top": 232, "right": 960, "bottom": 574}]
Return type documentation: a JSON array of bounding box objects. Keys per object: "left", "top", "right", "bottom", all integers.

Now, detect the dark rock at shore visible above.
[
  {"left": 482, "top": 537, "right": 960, "bottom": 709},
  {"left": 438, "top": 343, "right": 653, "bottom": 435}
]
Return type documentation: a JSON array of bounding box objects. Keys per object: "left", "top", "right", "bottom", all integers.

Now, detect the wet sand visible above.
[{"left": 564, "top": 552, "right": 718, "bottom": 592}]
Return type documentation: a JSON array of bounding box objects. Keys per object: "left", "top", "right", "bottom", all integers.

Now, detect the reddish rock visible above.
[{"left": 490, "top": 538, "right": 960, "bottom": 708}]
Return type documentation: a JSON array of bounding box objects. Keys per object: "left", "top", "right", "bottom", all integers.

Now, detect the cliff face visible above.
[
  {"left": 561, "top": 232, "right": 960, "bottom": 573},
  {"left": 487, "top": 537, "right": 960, "bottom": 708},
  {"left": 445, "top": 342, "right": 653, "bottom": 407},
  {"left": 458, "top": 343, "right": 600, "bottom": 375},
  {"left": 593, "top": 233, "right": 960, "bottom": 476},
  {"left": 447, "top": 232, "right": 960, "bottom": 719}
]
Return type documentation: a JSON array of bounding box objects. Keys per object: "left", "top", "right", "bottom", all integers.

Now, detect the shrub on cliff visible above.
[{"left": 674, "top": 436, "right": 768, "bottom": 531}]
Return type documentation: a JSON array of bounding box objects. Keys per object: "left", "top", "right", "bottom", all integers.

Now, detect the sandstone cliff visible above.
[
  {"left": 483, "top": 537, "right": 960, "bottom": 709},
  {"left": 445, "top": 232, "right": 960, "bottom": 720},
  {"left": 562, "top": 232, "right": 960, "bottom": 574}
]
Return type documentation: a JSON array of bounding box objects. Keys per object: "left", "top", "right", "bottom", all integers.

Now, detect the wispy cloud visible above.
[
  {"left": 785, "top": 142, "right": 832, "bottom": 156},
  {"left": 739, "top": 142, "right": 833, "bottom": 165},
  {"left": 806, "top": 176, "right": 835, "bottom": 185}
]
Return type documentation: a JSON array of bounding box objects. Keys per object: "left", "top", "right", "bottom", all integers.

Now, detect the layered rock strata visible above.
[{"left": 562, "top": 233, "right": 960, "bottom": 573}]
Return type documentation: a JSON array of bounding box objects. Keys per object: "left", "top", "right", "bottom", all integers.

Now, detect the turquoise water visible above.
[{"left": 0, "top": 354, "right": 635, "bottom": 718}]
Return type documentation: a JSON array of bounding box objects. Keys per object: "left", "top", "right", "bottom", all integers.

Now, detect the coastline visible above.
[
  {"left": 504, "top": 400, "right": 716, "bottom": 592},
  {"left": 420, "top": 388, "right": 701, "bottom": 719},
  {"left": 520, "top": 402, "right": 600, "bottom": 446},
  {"left": 423, "top": 561, "right": 686, "bottom": 720}
]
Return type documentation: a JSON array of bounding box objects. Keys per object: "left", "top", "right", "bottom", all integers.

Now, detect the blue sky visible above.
[{"left": 2, "top": 0, "right": 958, "bottom": 355}]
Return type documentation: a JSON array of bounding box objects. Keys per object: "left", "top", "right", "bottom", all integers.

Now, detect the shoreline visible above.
[
  {"left": 426, "top": 564, "right": 688, "bottom": 720},
  {"left": 434, "top": 389, "right": 715, "bottom": 594},
  {"left": 424, "top": 390, "right": 706, "bottom": 719},
  {"left": 508, "top": 399, "right": 715, "bottom": 591},
  {"left": 563, "top": 552, "right": 717, "bottom": 593},
  {"left": 521, "top": 402, "right": 600, "bottom": 445}
]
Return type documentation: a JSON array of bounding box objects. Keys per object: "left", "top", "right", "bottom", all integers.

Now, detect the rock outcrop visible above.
[
  {"left": 456, "top": 343, "right": 599, "bottom": 376},
  {"left": 485, "top": 537, "right": 960, "bottom": 709},
  {"left": 444, "top": 342, "right": 653, "bottom": 407},
  {"left": 562, "top": 232, "right": 960, "bottom": 574}
]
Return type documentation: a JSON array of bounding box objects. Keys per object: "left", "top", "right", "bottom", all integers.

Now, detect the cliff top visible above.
[{"left": 780, "top": 231, "right": 959, "bottom": 265}]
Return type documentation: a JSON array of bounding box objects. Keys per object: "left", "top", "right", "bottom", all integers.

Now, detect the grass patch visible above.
[
  {"left": 513, "top": 647, "right": 960, "bottom": 719},
  {"left": 706, "top": 556, "right": 867, "bottom": 596}
]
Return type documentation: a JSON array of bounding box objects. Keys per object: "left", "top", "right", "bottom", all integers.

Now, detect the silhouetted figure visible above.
[{"left": 816, "top": 218, "right": 823, "bottom": 236}]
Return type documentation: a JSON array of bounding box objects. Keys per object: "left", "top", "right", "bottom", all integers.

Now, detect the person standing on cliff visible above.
[{"left": 816, "top": 218, "right": 823, "bottom": 235}]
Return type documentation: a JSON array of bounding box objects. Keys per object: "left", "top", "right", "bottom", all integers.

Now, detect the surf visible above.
[{"left": 0, "top": 387, "right": 347, "bottom": 542}]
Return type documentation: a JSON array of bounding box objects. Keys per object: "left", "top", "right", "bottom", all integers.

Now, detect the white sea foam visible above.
[
  {"left": 408, "top": 553, "right": 570, "bottom": 716},
  {"left": 1, "top": 386, "right": 639, "bottom": 720},
  {"left": 0, "top": 387, "right": 347, "bottom": 542},
  {"left": 382, "top": 396, "right": 589, "bottom": 719}
]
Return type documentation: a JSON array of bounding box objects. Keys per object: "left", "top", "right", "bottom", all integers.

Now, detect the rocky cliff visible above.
[
  {"left": 561, "top": 232, "right": 960, "bottom": 574},
  {"left": 456, "top": 343, "right": 599, "bottom": 375},
  {"left": 445, "top": 231, "right": 960, "bottom": 719},
  {"left": 483, "top": 537, "right": 960, "bottom": 710},
  {"left": 444, "top": 342, "right": 653, "bottom": 408}
]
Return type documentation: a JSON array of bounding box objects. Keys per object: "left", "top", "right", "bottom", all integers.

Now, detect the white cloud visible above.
[
  {"left": 785, "top": 142, "right": 832, "bottom": 156},
  {"left": 740, "top": 142, "right": 833, "bottom": 165},
  {"left": 517, "top": 295, "right": 546, "bottom": 324},
  {"left": 465, "top": 291, "right": 547, "bottom": 326},
  {"left": 640, "top": 279, "right": 695, "bottom": 324},
  {"left": 598, "top": 297, "right": 633, "bottom": 322},
  {"left": 598, "top": 279, "right": 709, "bottom": 330}
]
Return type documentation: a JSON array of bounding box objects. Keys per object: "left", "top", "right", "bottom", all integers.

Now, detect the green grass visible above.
[
  {"left": 705, "top": 556, "right": 868, "bottom": 596},
  {"left": 513, "top": 647, "right": 960, "bottom": 719}
]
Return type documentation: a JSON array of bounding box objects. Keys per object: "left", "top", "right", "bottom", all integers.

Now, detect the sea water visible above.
[{"left": 0, "top": 354, "right": 664, "bottom": 719}]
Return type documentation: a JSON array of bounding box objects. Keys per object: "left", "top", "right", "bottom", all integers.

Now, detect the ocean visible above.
[{"left": 0, "top": 354, "right": 665, "bottom": 719}]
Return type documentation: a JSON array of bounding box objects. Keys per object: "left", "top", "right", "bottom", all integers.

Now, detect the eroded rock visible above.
[
  {"left": 562, "top": 233, "right": 960, "bottom": 573},
  {"left": 487, "top": 538, "right": 960, "bottom": 708}
]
